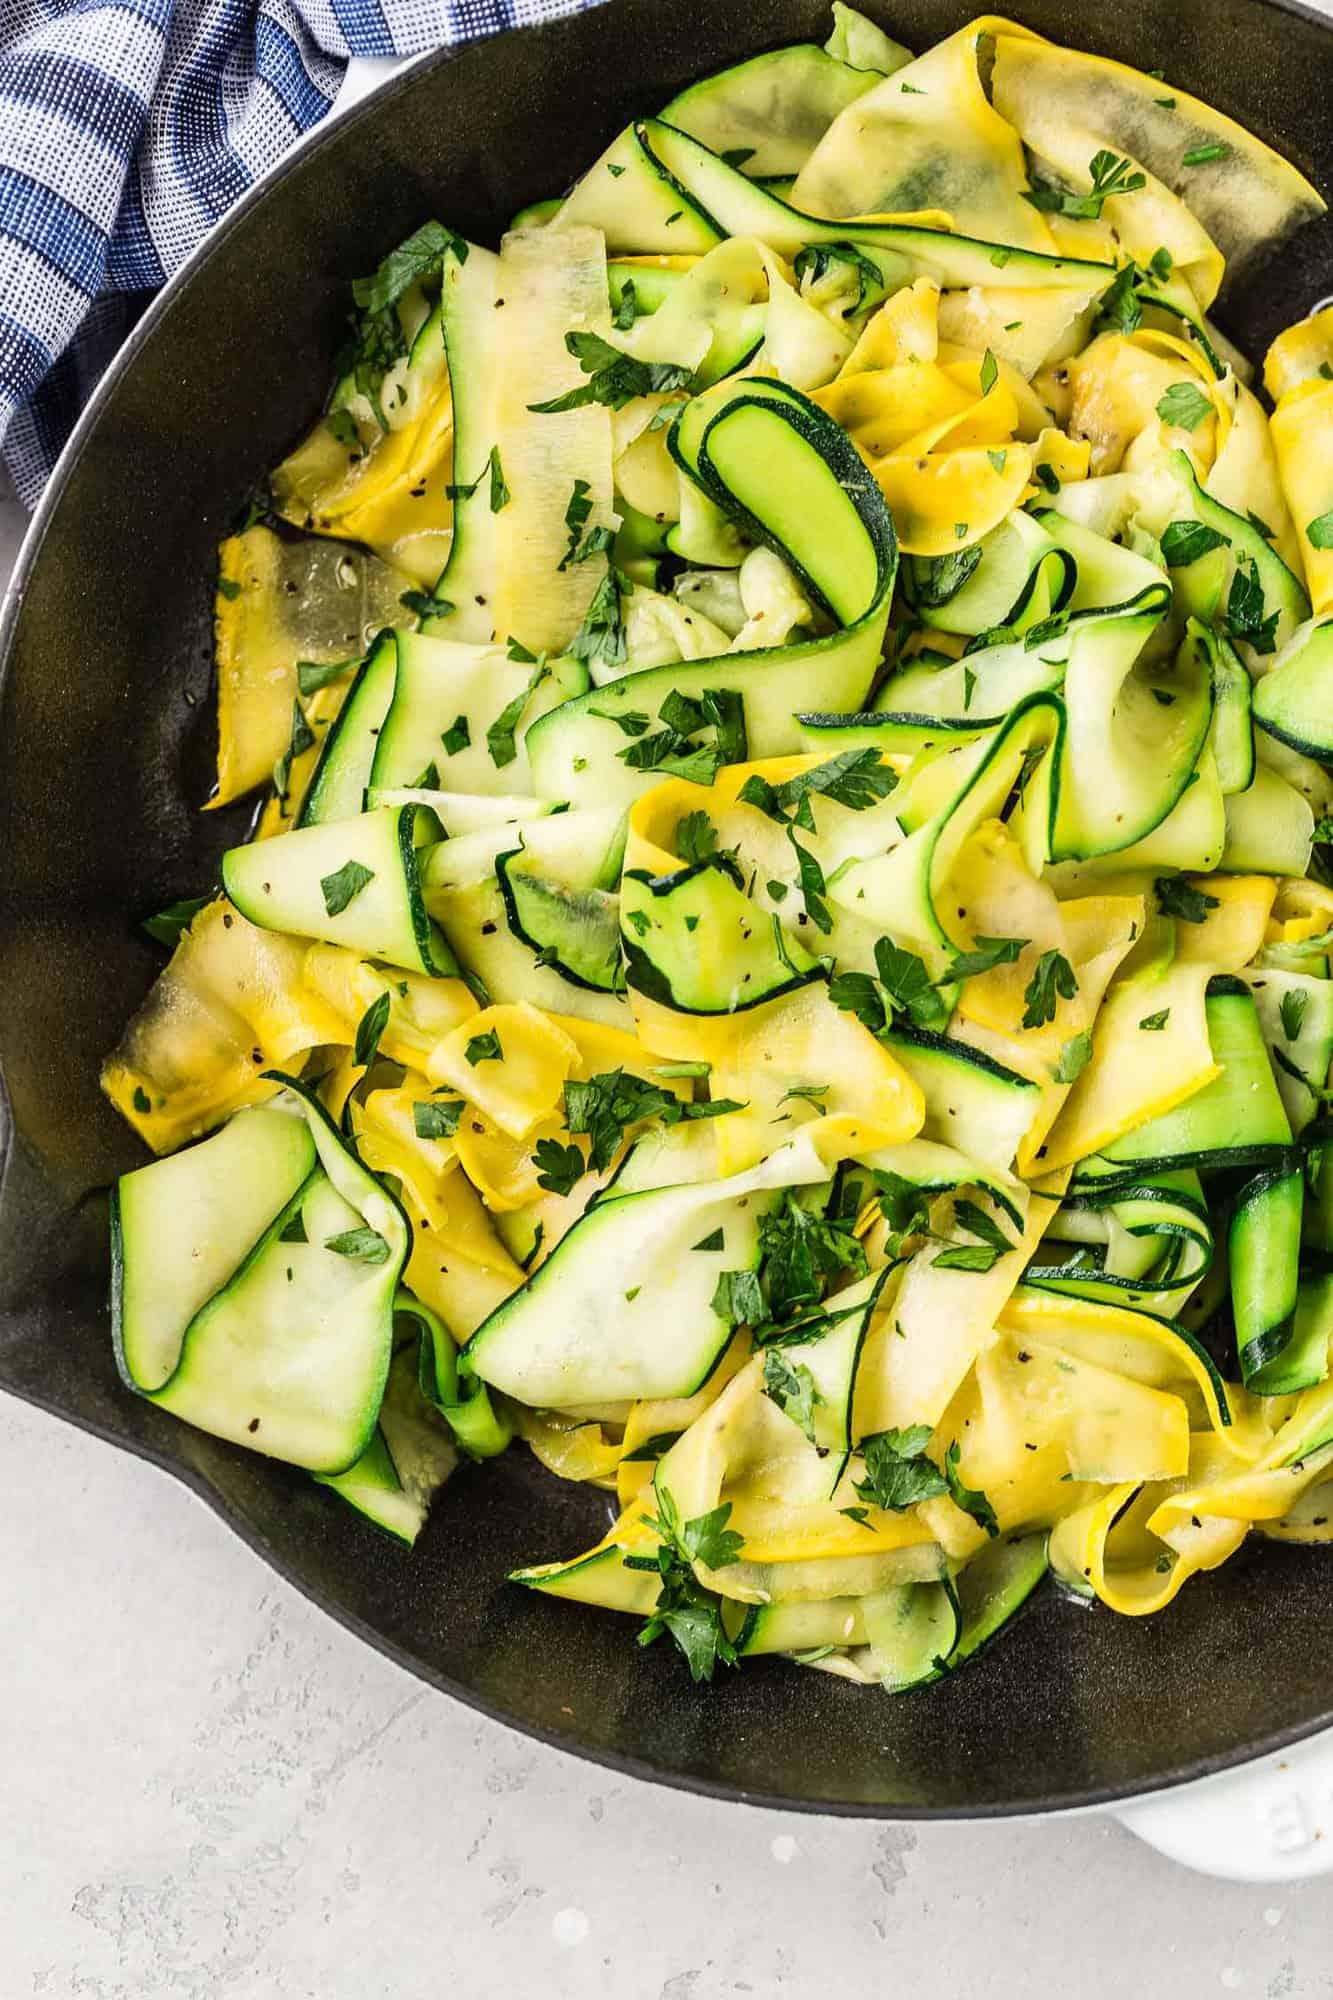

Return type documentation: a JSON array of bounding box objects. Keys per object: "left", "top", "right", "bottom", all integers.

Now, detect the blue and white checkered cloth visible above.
[{"left": 0, "top": 0, "right": 601, "bottom": 508}]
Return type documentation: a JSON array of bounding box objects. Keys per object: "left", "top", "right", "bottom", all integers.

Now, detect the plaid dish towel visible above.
[{"left": 0, "top": 0, "right": 602, "bottom": 509}]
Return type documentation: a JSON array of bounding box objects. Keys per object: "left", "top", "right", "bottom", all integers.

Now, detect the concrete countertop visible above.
[{"left": 3, "top": 185, "right": 1332, "bottom": 1991}]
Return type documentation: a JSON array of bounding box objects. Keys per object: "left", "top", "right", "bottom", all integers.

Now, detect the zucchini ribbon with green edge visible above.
[{"left": 99, "top": 6, "right": 1333, "bottom": 1682}]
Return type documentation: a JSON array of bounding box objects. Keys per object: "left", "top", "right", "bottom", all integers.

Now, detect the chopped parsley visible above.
[
  {"left": 875, "top": 939, "right": 951, "bottom": 1032},
  {"left": 441, "top": 714, "right": 471, "bottom": 756},
  {"left": 1139, "top": 1009, "right": 1171, "bottom": 1031},
  {"left": 1022, "top": 949, "right": 1078, "bottom": 1029},
  {"left": 558, "top": 477, "right": 615, "bottom": 569},
  {"left": 758, "top": 1193, "right": 867, "bottom": 1325},
  {"left": 612, "top": 278, "right": 640, "bottom": 331},
  {"left": 1154, "top": 876, "right": 1220, "bottom": 924},
  {"left": 487, "top": 445, "right": 510, "bottom": 512},
  {"left": 1023, "top": 148, "right": 1145, "bottom": 220},
  {"left": 1307, "top": 511, "right": 1333, "bottom": 552},
  {"left": 296, "top": 656, "right": 357, "bottom": 697},
  {"left": 1155, "top": 381, "right": 1214, "bottom": 431},
  {"left": 353, "top": 990, "right": 391, "bottom": 1069},
  {"left": 787, "top": 827, "right": 831, "bottom": 934},
  {"left": 944, "top": 1441, "right": 1000, "bottom": 1536},
  {"left": 320, "top": 858, "right": 374, "bottom": 917},
  {"left": 486, "top": 657, "right": 550, "bottom": 767},
  {"left": 676, "top": 810, "right": 721, "bottom": 865},
  {"left": 636, "top": 1488, "right": 743, "bottom": 1683},
  {"left": 531, "top": 1138, "right": 585, "bottom": 1197},
  {"left": 738, "top": 748, "right": 896, "bottom": 830},
  {"left": 529, "top": 331, "right": 694, "bottom": 414},
  {"left": 141, "top": 895, "right": 209, "bottom": 948},
  {"left": 1281, "top": 989, "right": 1308, "bottom": 1042},
  {"left": 570, "top": 567, "right": 629, "bottom": 673},
  {"left": 855, "top": 1426, "right": 948, "bottom": 1512},
  {"left": 273, "top": 698, "right": 314, "bottom": 803},
  {"left": 762, "top": 1349, "right": 821, "bottom": 1447},
  {"left": 948, "top": 935, "right": 1028, "bottom": 981},
  {"left": 912, "top": 544, "right": 982, "bottom": 609},
  {"left": 324, "top": 1226, "right": 390, "bottom": 1264},
  {"left": 1160, "top": 519, "right": 1228, "bottom": 568},
  {"left": 465, "top": 1030, "right": 503, "bottom": 1065},
  {"left": 562, "top": 1068, "right": 738, "bottom": 1174},
  {"left": 414, "top": 1099, "right": 464, "bottom": 1139}
]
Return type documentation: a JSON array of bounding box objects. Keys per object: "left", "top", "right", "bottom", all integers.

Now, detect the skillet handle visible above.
[{"left": 1113, "top": 1734, "right": 1333, "bottom": 1879}]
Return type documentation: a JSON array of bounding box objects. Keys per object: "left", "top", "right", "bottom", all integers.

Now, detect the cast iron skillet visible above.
[{"left": 1, "top": 0, "right": 1331, "bottom": 1818}]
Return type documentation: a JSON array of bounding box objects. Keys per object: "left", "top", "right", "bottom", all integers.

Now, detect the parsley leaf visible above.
[
  {"left": 441, "top": 714, "right": 471, "bottom": 756},
  {"left": 1156, "top": 382, "right": 1214, "bottom": 431},
  {"left": 465, "top": 1030, "right": 503, "bottom": 1065},
  {"left": 487, "top": 445, "right": 509, "bottom": 512},
  {"left": 712, "top": 1266, "right": 766, "bottom": 1328},
  {"left": 1224, "top": 557, "right": 1279, "bottom": 655},
  {"left": 141, "top": 896, "right": 209, "bottom": 948},
  {"left": 911, "top": 544, "right": 983, "bottom": 609},
  {"left": 636, "top": 1489, "right": 743, "bottom": 1683},
  {"left": 676, "top": 811, "right": 720, "bottom": 866},
  {"left": 531, "top": 1138, "right": 585, "bottom": 1197},
  {"left": 787, "top": 827, "right": 832, "bottom": 934},
  {"left": 486, "top": 658, "right": 549, "bottom": 767},
  {"left": 1154, "top": 876, "right": 1220, "bottom": 924},
  {"left": 1022, "top": 949, "right": 1078, "bottom": 1029},
  {"left": 563, "top": 1069, "right": 683, "bottom": 1173},
  {"left": 759, "top": 1193, "right": 867, "bottom": 1324},
  {"left": 1306, "top": 511, "right": 1333, "bottom": 552},
  {"left": 354, "top": 990, "right": 391, "bottom": 1068},
  {"left": 828, "top": 970, "right": 886, "bottom": 1034},
  {"left": 1160, "top": 519, "right": 1229, "bottom": 567},
  {"left": 1024, "top": 149, "right": 1145, "bottom": 220},
  {"left": 931, "top": 1243, "right": 1005, "bottom": 1273},
  {"left": 949, "top": 935, "right": 1028, "bottom": 981},
  {"left": 612, "top": 278, "right": 640, "bottom": 331},
  {"left": 529, "top": 331, "right": 694, "bottom": 414},
  {"left": 1093, "top": 261, "right": 1145, "bottom": 337},
  {"left": 762, "top": 1349, "right": 821, "bottom": 1447},
  {"left": 855, "top": 1427, "right": 948, "bottom": 1512},
  {"left": 296, "top": 656, "right": 358, "bottom": 697},
  {"left": 324, "top": 1226, "right": 390, "bottom": 1264},
  {"left": 1139, "top": 1009, "right": 1171, "bottom": 1031},
  {"left": 570, "top": 567, "right": 629, "bottom": 673},
  {"left": 273, "top": 698, "right": 314, "bottom": 803},
  {"left": 866, "top": 1169, "right": 932, "bottom": 1253},
  {"left": 1281, "top": 989, "right": 1308, "bottom": 1042},
  {"left": 399, "top": 583, "right": 455, "bottom": 621},
  {"left": 320, "top": 859, "right": 374, "bottom": 917},
  {"left": 738, "top": 748, "right": 896, "bottom": 829},
  {"left": 351, "top": 221, "right": 466, "bottom": 314},
  {"left": 342, "top": 223, "right": 466, "bottom": 428},
  {"left": 944, "top": 1442, "right": 1000, "bottom": 1536},
  {"left": 876, "top": 938, "right": 951, "bottom": 1032},
  {"left": 414, "top": 1099, "right": 463, "bottom": 1139},
  {"left": 558, "top": 476, "right": 615, "bottom": 569},
  {"left": 1182, "top": 142, "right": 1228, "bottom": 166}
]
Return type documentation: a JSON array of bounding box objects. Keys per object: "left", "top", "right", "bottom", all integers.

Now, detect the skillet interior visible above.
[{"left": 1, "top": 0, "right": 1331, "bottom": 1816}]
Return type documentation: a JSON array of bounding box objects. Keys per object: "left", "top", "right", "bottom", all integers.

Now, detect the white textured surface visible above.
[{"left": 5, "top": 93, "right": 1333, "bottom": 1971}]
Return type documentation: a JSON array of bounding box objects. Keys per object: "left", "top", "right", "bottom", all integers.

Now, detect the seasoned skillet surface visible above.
[{"left": 1, "top": 0, "right": 1331, "bottom": 1813}]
